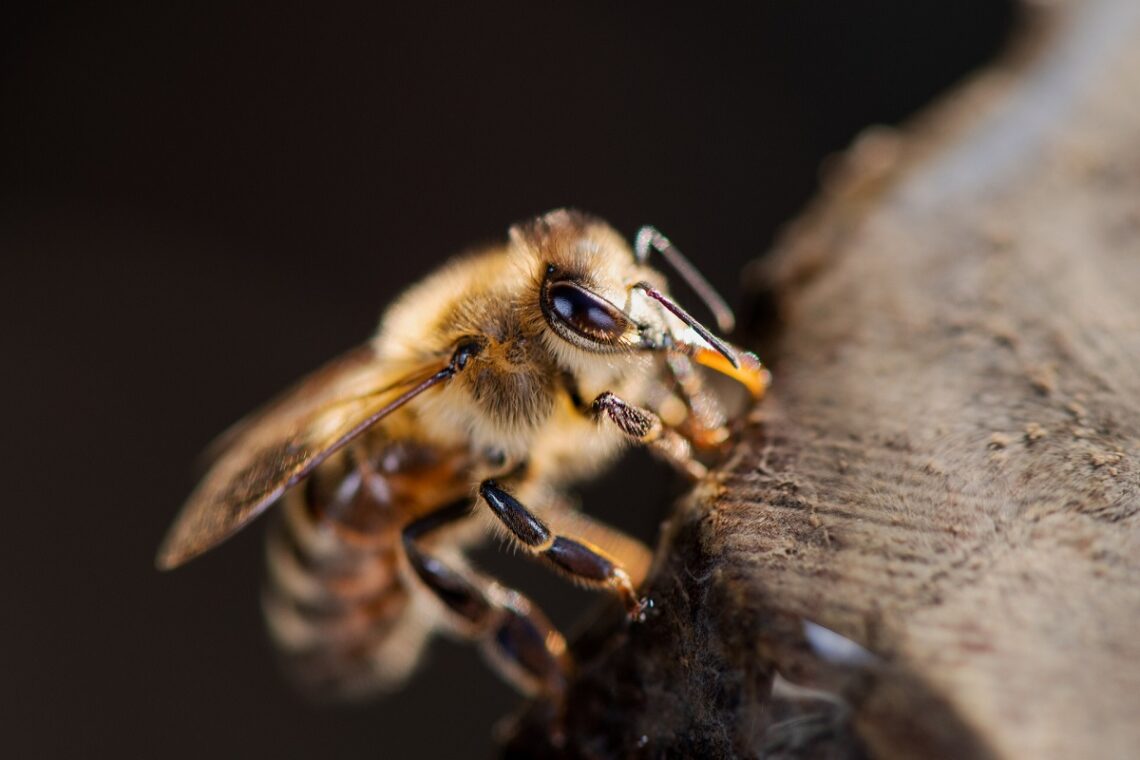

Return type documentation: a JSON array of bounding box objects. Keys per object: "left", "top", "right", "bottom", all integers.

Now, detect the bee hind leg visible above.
[
  {"left": 401, "top": 502, "right": 570, "bottom": 701},
  {"left": 478, "top": 480, "right": 648, "bottom": 619}
]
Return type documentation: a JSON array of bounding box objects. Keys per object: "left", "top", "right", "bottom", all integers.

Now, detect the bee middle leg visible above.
[
  {"left": 478, "top": 480, "right": 647, "bottom": 618},
  {"left": 401, "top": 501, "right": 570, "bottom": 699}
]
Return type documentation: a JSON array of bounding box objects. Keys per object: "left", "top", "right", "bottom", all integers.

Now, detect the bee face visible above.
[{"left": 511, "top": 209, "right": 660, "bottom": 358}]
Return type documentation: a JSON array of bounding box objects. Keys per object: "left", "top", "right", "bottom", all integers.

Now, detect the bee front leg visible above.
[
  {"left": 478, "top": 480, "right": 648, "bottom": 619},
  {"left": 590, "top": 391, "right": 707, "bottom": 480},
  {"left": 402, "top": 502, "right": 570, "bottom": 700},
  {"left": 661, "top": 353, "right": 733, "bottom": 449}
]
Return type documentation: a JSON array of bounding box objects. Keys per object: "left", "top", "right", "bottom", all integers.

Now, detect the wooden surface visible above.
[{"left": 507, "top": 1, "right": 1140, "bottom": 757}]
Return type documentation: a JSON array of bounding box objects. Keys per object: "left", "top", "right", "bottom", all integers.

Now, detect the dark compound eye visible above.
[{"left": 544, "top": 281, "right": 630, "bottom": 343}]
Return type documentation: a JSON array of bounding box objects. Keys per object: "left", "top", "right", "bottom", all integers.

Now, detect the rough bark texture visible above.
[{"left": 506, "top": 1, "right": 1140, "bottom": 757}]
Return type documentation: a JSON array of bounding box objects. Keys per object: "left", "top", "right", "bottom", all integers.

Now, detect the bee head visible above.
[
  {"left": 510, "top": 209, "right": 744, "bottom": 375},
  {"left": 510, "top": 209, "right": 646, "bottom": 355}
]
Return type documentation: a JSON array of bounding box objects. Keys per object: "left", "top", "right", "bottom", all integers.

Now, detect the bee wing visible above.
[
  {"left": 156, "top": 346, "right": 451, "bottom": 570},
  {"left": 196, "top": 344, "right": 375, "bottom": 466}
]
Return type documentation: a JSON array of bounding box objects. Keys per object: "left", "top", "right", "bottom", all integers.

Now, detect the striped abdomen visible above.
[{"left": 261, "top": 439, "right": 471, "bottom": 699}]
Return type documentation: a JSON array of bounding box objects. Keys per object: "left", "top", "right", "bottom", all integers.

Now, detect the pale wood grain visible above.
[{"left": 507, "top": 2, "right": 1140, "bottom": 756}]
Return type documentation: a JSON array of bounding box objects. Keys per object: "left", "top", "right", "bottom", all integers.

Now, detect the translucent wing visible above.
[{"left": 156, "top": 345, "right": 452, "bottom": 570}]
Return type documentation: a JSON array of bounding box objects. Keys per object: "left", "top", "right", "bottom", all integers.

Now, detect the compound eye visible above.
[{"left": 545, "top": 281, "right": 630, "bottom": 344}]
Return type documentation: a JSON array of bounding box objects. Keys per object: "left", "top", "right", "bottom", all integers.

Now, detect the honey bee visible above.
[{"left": 157, "top": 209, "right": 768, "bottom": 703}]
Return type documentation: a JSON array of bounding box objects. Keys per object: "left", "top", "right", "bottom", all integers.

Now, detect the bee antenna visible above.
[
  {"left": 633, "top": 282, "right": 740, "bottom": 369},
  {"left": 634, "top": 226, "right": 736, "bottom": 334}
]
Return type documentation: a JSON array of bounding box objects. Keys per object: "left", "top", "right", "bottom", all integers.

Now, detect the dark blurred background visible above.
[{"left": 1, "top": 2, "right": 1015, "bottom": 757}]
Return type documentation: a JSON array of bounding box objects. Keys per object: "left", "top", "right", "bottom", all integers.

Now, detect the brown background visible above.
[{"left": 1, "top": 3, "right": 1013, "bottom": 757}]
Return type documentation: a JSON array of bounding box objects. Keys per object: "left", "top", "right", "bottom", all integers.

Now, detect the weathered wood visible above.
[{"left": 506, "top": 1, "right": 1140, "bottom": 757}]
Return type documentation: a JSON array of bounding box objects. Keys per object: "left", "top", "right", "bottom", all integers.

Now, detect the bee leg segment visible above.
[
  {"left": 402, "top": 501, "right": 491, "bottom": 626},
  {"left": 591, "top": 391, "right": 663, "bottom": 442},
  {"left": 480, "top": 587, "right": 570, "bottom": 704},
  {"left": 590, "top": 391, "right": 707, "bottom": 480},
  {"left": 479, "top": 480, "right": 647, "bottom": 619},
  {"left": 663, "top": 353, "right": 732, "bottom": 449},
  {"left": 401, "top": 502, "right": 569, "bottom": 700}
]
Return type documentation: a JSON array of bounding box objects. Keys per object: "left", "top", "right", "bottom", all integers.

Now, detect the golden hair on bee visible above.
[{"left": 157, "top": 208, "right": 768, "bottom": 705}]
